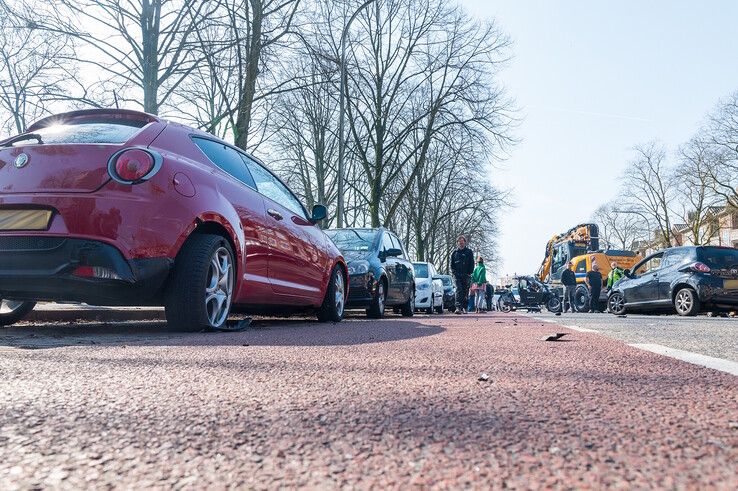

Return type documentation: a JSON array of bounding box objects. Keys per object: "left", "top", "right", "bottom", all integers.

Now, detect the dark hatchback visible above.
[
  {"left": 325, "top": 228, "right": 415, "bottom": 318},
  {"left": 607, "top": 246, "right": 738, "bottom": 316},
  {"left": 436, "top": 274, "right": 456, "bottom": 310}
]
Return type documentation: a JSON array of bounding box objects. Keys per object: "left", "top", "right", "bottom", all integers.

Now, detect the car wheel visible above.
[
  {"left": 0, "top": 300, "right": 36, "bottom": 326},
  {"left": 546, "top": 296, "right": 562, "bottom": 313},
  {"left": 674, "top": 287, "right": 700, "bottom": 316},
  {"left": 426, "top": 295, "right": 435, "bottom": 314},
  {"left": 165, "top": 234, "right": 234, "bottom": 331},
  {"left": 367, "top": 279, "right": 386, "bottom": 319},
  {"left": 608, "top": 292, "right": 626, "bottom": 315},
  {"left": 435, "top": 297, "right": 443, "bottom": 314},
  {"left": 317, "top": 265, "right": 346, "bottom": 322},
  {"left": 574, "top": 285, "right": 590, "bottom": 313},
  {"left": 400, "top": 287, "right": 414, "bottom": 317}
]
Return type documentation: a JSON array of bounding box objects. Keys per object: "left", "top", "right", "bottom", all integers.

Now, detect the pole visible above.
[{"left": 337, "top": 0, "right": 378, "bottom": 228}]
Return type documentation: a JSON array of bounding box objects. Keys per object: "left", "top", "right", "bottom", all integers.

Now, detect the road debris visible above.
[
  {"left": 541, "top": 333, "right": 568, "bottom": 342},
  {"left": 478, "top": 373, "right": 490, "bottom": 382},
  {"left": 214, "top": 318, "right": 252, "bottom": 332}
]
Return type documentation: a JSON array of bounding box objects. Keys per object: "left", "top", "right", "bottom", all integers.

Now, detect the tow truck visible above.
[{"left": 536, "top": 223, "right": 641, "bottom": 311}]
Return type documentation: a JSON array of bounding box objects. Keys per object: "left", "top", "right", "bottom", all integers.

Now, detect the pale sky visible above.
[{"left": 458, "top": 0, "right": 738, "bottom": 277}]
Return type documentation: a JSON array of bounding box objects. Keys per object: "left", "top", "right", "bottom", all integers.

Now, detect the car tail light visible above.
[
  {"left": 690, "top": 262, "right": 711, "bottom": 273},
  {"left": 108, "top": 147, "right": 161, "bottom": 184},
  {"left": 72, "top": 265, "right": 122, "bottom": 280}
]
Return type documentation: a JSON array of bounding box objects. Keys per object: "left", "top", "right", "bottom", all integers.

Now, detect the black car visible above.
[
  {"left": 436, "top": 274, "right": 456, "bottom": 310},
  {"left": 325, "top": 228, "right": 415, "bottom": 318},
  {"left": 607, "top": 246, "right": 738, "bottom": 316}
]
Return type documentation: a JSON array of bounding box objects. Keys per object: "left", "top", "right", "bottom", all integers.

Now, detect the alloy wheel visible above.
[
  {"left": 334, "top": 271, "right": 345, "bottom": 317},
  {"left": 675, "top": 290, "right": 693, "bottom": 315},
  {"left": 608, "top": 293, "right": 625, "bottom": 315},
  {"left": 0, "top": 299, "right": 25, "bottom": 315},
  {"left": 377, "top": 283, "right": 385, "bottom": 316},
  {"left": 205, "top": 246, "right": 234, "bottom": 327}
]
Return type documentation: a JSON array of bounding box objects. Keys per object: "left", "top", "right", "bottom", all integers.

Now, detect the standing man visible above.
[
  {"left": 561, "top": 261, "right": 577, "bottom": 313},
  {"left": 585, "top": 262, "right": 603, "bottom": 313},
  {"left": 450, "top": 234, "right": 475, "bottom": 314},
  {"left": 606, "top": 261, "right": 625, "bottom": 291}
]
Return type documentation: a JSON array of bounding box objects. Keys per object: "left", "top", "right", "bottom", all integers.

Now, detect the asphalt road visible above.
[
  {"left": 1, "top": 312, "right": 736, "bottom": 489},
  {"left": 525, "top": 311, "right": 738, "bottom": 363}
]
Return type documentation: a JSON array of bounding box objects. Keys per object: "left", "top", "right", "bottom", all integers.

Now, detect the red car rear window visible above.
[{"left": 19, "top": 122, "right": 146, "bottom": 145}]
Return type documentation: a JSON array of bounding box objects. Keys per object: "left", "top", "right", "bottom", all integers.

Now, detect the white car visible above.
[{"left": 413, "top": 262, "right": 444, "bottom": 314}]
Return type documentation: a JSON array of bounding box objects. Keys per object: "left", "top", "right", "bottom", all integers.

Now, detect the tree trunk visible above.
[
  {"left": 141, "top": 0, "right": 160, "bottom": 114},
  {"left": 234, "top": 0, "right": 263, "bottom": 150}
]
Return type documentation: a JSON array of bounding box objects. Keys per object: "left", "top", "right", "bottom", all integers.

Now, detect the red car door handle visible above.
[{"left": 267, "top": 209, "right": 283, "bottom": 221}]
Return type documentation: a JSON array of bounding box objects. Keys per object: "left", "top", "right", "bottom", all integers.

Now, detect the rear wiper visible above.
[{"left": 0, "top": 133, "right": 44, "bottom": 147}]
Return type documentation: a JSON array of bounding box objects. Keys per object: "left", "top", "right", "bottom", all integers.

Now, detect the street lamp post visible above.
[{"left": 336, "top": 0, "right": 378, "bottom": 228}]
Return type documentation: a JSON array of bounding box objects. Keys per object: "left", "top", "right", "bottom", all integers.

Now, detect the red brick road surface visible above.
[{"left": 1, "top": 312, "right": 736, "bottom": 489}]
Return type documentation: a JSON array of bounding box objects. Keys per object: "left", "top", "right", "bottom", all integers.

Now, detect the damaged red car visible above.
[{"left": 0, "top": 109, "right": 347, "bottom": 329}]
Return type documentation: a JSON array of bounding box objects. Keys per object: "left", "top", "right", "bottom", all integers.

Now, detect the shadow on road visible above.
[{"left": 0, "top": 314, "right": 445, "bottom": 350}]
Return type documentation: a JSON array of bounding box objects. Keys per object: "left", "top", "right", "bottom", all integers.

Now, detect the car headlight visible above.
[
  {"left": 347, "top": 261, "right": 369, "bottom": 275},
  {"left": 418, "top": 283, "right": 430, "bottom": 290}
]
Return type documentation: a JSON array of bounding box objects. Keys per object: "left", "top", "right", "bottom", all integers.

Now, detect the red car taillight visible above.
[
  {"left": 108, "top": 147, "right": 161, "bottom": 184},
  {"left": 690, "top": 262, "right": 711, "bottom": 273}
]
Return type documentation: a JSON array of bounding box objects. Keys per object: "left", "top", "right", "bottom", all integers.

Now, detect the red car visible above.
[{"left": 0, "top": 109, "right": 347, "bottom": 329}]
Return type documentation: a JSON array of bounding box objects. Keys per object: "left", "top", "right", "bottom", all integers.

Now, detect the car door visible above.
[
  {"left": 380, "top": 231, "right": 400, "bottom": 303},
  {"left": 625, "top": 253, "right": 663, "bottom": 304},
  {"left": 190, "top": 137, "right": 272, "bottom": 304},
  {"left": 428, "top": 263, "right": 441, "bottom": 302},
  {"left": 389, "top": 233, "right": 412, "bottom": 303},
  {"left": 242, "top": 156, "right": 327, "bottom": 302},
  {"left": 657, "top": 249, "right": 686, "bottom": 300}
]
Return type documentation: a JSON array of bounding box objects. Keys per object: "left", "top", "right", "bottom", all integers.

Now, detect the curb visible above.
[{"left": 26, "top": 306, "right": 166, "bottom": 323}]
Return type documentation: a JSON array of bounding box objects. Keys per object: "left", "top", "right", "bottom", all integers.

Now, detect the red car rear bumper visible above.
[
  {"left": 0, "top": 187, "right": 189, "bottom": 305},
  {"left": 0, "top": 236, "right": 172, "bottom": 305}
]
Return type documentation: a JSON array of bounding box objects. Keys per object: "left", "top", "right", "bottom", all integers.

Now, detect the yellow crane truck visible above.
[{"left": 536, "top": 223, "right": 641, "bottom": 312}]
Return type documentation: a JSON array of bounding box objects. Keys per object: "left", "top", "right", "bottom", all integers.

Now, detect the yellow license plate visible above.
[
  {"left": 0, "top": 209, "right": 52, "bottom": 230},
  {"left": 724, "top": 279, "right": 738, "bottom": 290}
]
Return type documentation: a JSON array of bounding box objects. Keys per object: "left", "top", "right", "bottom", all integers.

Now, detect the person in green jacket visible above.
[
  {"left": 606, "top": 261, "right": 625, "bottom": 290},
  {"left": 471, "top": 256, "right": 487, "bottom": 313}
]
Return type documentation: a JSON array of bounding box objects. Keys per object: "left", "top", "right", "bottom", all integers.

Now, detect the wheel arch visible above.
[
  {"left": 171, "top": 215, "right": 244, "bottom": 294},
  {"left": 671, "top": 282, "right": 697, "bottom": 303}
]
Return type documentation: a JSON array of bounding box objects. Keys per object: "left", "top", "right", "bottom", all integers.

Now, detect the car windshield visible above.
[
  {"left": 325, "top": 229, "right": 377, "bottom": 252},
  {"left": 14, "top": 121, "right": 146, "bottom": 145},
  {"left": 698, "top": 248, "right": 738, "bottom": 269},
  {"left": 413, "top": 263, "right": 429, "bottom": 278}
]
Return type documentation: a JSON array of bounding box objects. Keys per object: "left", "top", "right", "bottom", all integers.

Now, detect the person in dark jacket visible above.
[
  {"left": 485, "top": 283, "right": 494, "bottom": 311},
  {"left": 450, "top": 234, "right": 475, "bottom": 314},
  {"left": 561, "top": 261, "right": 577, "bottom": 313},
  {"left": 585, "top": 262, "right": 603, "bottom": 313}
]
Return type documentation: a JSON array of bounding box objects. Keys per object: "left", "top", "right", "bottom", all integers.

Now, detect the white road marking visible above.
[
  {"left": 563, "top": 325, "right": 598, "bottom": 333},
  {"left": 541, "top": 319, "right": 557, "bottom": 323},
  {"left": 629, "top": 343, "right": 738, "bottom": 376}
]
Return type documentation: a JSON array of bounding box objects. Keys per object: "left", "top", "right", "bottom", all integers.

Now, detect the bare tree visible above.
[
  {"left": 403, "top": 132, "right": 507, "bottom": 263},
  {"left": 591, "top": 203, "right": 649, "bottom": 250},
  {"left": 270, "top": 53, "right": 340, "bottom": 222},
  {"left": 705, "top": 91, "right": 738, "bottom": 207},
  {"left": 0, "top": 26, "right": 77, "bottom": 135},
  {"left": 340, "top": 0, "right": 513, "bottom": 227},
  {"left": 620, "top": 142, "right": 677, "bottom": 247},
  {"left": 674, "top": 137, "right": 724, "bottom": 245},
  {"left": 16, "top": 0, "right": 218, "bottom": 115},
  {"left": 171, "top": 0, "right": 302, "bottom": 149}
]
